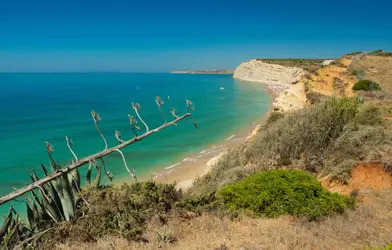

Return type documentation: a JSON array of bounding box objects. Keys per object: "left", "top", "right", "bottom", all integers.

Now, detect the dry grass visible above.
[
  {"left": 306, "top": 57, "right": 356, "bottom": 97},
  {"left": 190, "top": 98, "right": 392, "bottom": 196},
  {"left": 57, "top": 189, "right": 392, "bottom": 250},
  {"left": 355, "top": 56, "right": 392, "bottom": 94}
]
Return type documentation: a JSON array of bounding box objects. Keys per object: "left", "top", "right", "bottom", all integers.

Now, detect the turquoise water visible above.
[{"left": 0, "top": 73, "right": 271, "bottom": 216}]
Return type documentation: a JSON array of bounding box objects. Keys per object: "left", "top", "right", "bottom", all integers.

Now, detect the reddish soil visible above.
[{"left": 321, "top": 163, "right": 392, "bottom": 197}]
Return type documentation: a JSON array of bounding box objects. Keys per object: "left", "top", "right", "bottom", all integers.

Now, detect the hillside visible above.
[{"left": 2, "top": 51, "right": 392, "bottom": 250}]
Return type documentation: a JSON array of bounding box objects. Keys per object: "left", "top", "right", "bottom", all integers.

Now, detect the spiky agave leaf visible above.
[
  {"left": 31, "top": 190, "right": 51, "bottom": 223},
  {"left": 69, "top": 168, "right": 81, "bottom": 194},
  {"left": 18, "top": 220, "right": 33, "bottom": 240},
  {"left": 86, "top": 162, "right": 92, "bottom": 184},
  {"left": 26, "top": 201, "right": 36, "bottom": 230},
  {"left": 56, "top": 175, "right": 75, "bottom": 221},
  {"left": 93, "top": 165, "right": 102, "bottom": 188},
  {"left": 0, "top": 208, "right": 13, "bottom": 238},
  {"left": 1, "top": 220, "right": 18, "bottom": 248},
  {"left": 41, "top": 163, "right": 50, "bottom": 176},
  {"left": 40, "top": 183, "right": 63, "bottom": 223}
]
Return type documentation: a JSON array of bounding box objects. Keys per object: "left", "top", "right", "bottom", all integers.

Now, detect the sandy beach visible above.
[{"left": 148, "top": 86, "right": 277, "bottom": 190}]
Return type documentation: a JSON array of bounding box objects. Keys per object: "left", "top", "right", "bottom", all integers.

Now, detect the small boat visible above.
[{"left": 220, "top": 87, "right": 224, "bottom": 90}]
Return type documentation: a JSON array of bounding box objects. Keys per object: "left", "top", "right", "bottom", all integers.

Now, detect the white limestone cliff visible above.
[{"left": 233, "top": 59, "right": 307, "bottom": 112}]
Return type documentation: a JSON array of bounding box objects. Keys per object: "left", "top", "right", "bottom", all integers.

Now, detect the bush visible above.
[
  {"left": 40, "top": 181, "right": 183, "bottom": 246},
  {"left": 216, "top": 170, "right": 355, "bottom": 221},
  {"left": 306, "top": 91, "right": 328, "bottom": 104},
  {"left": 355, "top": 105, "right": 382, "bottom": 126},
  {"left": 191, "top": 97, "right": 392, "bottom": 195},
  {"left": 352, "top": 80, "right": 381, "bottom": 91},
  {"left": 247, "top": 97, "right": 360, "bottom": 166},
  {"left": 265, "top": 111, "right": 284, "bottom": 127}
]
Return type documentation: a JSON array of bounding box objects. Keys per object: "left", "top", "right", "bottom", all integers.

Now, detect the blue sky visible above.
[{"left": 0, "top": 0, "right": 391, "bottom": 72}]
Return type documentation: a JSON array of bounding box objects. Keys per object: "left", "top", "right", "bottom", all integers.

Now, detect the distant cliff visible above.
[
  {"left": 233, "top": 59, "right": 306, "bottom": 112},
  {"left": 233, "top": 59, "right": 304, "bottom": 86},
  {"left": 170, "top": 69, "right": 233, "bottom": 74}
]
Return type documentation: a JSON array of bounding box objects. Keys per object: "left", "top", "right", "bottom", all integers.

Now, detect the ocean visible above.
[{"left": 0, "top": 73, "right": 271, "bottom": 216}]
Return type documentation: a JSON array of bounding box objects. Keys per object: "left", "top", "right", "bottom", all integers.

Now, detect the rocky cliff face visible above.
[
  {"left": 234, "top": 59, "right": 304, "bottom": 87},
  {"left": 233, "top": 59, "right": 306, "bottom": 112}
]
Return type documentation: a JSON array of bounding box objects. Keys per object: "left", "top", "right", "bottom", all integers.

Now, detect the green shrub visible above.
[
  {"left": 352, "top": 80, "right": 381, "bottom": 91},
  {"left": 265, "top": 111, "right": 284, "bottom": 127},
  {"left": 191, "top": 97, "right": 392, "bottom": 195},
  {"left": 355, "top": 105, "right": 382, "bottom": 126},
  {"left": 306, "top": 91, "right": 328, "bottom": 104},
  {"left": 351, "top": 69, "right": 358, "bottom": 76},
  {"left": 368, "top": 49, "right": 392, "bottom": 57},
  {"left": 216, "top": 170, "right": 355, "bottom": 221},
  {"left": 346, "top": 52, "right": 363, "bottom": 56},
  {"left": 324, "top": 123, "right": 392, "bottom": 182},
  {"left": 247, "top": 97, "right": 360, "bottom": 166}
]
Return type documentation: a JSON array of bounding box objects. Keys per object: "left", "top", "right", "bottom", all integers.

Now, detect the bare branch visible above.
[
  {"left": 115, "top": 149, "right": 137, "bottom": 181},
  {"left": 186, "top": 99, "right": 195, "bottom": 113},
  {"left": 128, "top": 114, "right": 140, "bottom": 137},
  {"left": 132, "top": 102, "right": 149, "bottom": 132},
  {"left": 0, "top": 113, "right": 191, "bottom": 205},
  {"left": 171, "top": 108, "right": 179, "bottom": 119},
  {"left": 156, "top": 96, "right": 167, "bottom": 124},
  {"left": 65, "top": 136, "right": 78, "bottom": 161},
  {"left": 45, "top": 141, "right": 57, "bottom": 169},
  {"left": 114, "top": 130, "right": 125, "bottom": 143},
  {"left": 91, "top": 110, "right": 108, "bottom": 151},
  {"left": 98, "top": 157, "right": 114, "bottom": 182}
]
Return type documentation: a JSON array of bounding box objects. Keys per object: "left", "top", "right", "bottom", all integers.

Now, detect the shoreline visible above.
[{"left": 144, "top": 83, "right": 278, "bottom": 190}]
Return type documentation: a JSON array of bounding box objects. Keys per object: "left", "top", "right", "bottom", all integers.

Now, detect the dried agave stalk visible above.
[
  {"left": 116, "top": 149, "right": 137, "bottom": 181},
  {"left": 91, "top": 110, "right": 108, "bottom": 151},
  {"left": 128, "top": 114, "right": 141, "bottom": 137},
  {"left": 132, "top": 102, "right": 149, "bottom": 132},
  {"left": 156, "top": 96, "right": 167, "bottom": 124},
  {"left": 65, "top": 136, "right": 78, "bottom": 161},
  {"left": 0, "top": 98, "right": 195, "bottom": 206},
  {"left": 114, "top": 130, "right": 125, "bottom": 143}
]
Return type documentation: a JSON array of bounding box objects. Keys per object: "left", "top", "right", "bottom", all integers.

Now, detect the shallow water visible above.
[{"left": 0, "top": 73, "right": 271, "bottom": 216}]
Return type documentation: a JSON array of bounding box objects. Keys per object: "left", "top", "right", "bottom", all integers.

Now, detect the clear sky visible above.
[{"left": 0, "top": 0, "right": 391, "bottom": 72}]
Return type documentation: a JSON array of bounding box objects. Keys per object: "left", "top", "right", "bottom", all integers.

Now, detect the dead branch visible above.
[{"left": 0, "top": 113, "right": 191, "bottom": 205}]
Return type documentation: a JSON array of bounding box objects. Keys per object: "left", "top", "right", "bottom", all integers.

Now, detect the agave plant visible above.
[
  {"left": 1, "top": 206, "right": 34, "bottom": 249},
  {"left": 22, "top": 143, "right": 105, "bottom": 230},
  {"left": 0, "top": 97, "right": 198, "bottom": 248}
]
